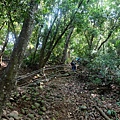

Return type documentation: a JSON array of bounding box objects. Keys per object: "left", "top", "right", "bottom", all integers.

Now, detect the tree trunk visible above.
[
  {"left": 61, "top": 26, "right": 74, "bottom": 63},
  {"left": 39, "top": 15, "right": 58, "bottom": 68},
  {"left": 0, "top": 0, "right": 38, "bottom": 117},
  {"left": 32, "top": 25, "right": 42, "bottom": 64}
]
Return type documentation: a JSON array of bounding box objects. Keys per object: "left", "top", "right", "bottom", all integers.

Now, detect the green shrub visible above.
[{"left": 87, "top": 52, "right": 120, "bottom": 85}]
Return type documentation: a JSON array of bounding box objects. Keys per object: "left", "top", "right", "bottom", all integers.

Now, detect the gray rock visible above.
[
  {"left": 9, "top": 118, "right": 15, "bottom": 120},
  {"left": 9, "top": 111, "right": 19, "bottom": 120}
]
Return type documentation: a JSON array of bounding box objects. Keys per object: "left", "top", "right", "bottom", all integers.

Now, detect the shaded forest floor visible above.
[{"left": 1, "top": 64, "right": 120, "bottom": 120}]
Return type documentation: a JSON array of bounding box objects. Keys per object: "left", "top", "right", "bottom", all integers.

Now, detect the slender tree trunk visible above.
[
  {"left": 0, "top": 0, "right": 38, "bottom": 117},
  {"left": 39, "top": 15, "right": 58, "bottom": 68},
  {"left": 32, "top": 25, "right": 42, "bottom": 64},
  {"left": 61, "top": 26, "right": 74, "bottom": 63}
]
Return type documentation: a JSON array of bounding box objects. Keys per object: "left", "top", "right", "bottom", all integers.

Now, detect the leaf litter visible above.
[{"left": 1, "top": 66, "right": 120, "bottom": 120}]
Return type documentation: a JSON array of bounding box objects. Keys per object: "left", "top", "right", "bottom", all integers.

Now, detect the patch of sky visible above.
[{"left": 8, "top": 32, "right": 15, "bottom": 44}]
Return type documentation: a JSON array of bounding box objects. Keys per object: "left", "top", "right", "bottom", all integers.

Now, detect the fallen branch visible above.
[
  {"left": 16, "top": 69, "right": 43, "bottom": 81},
  {"left": 94, "top": 105, "right": 112, "bottom": 120},
  {"left": 18, "top": 71, "right": 70, "bottom": 87},
  {"left": 16, "top": 64, "right": 70, "bottom": 85},
  {"left": 16, "top": 64, "right": 69, "bottom": 81}
]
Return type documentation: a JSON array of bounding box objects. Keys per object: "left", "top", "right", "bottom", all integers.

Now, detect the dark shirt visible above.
[
  {"left": 71, "top": 61, "right": 75, "bottom": 66},
  {"left": 71, "top": 61, "right": 76, "bottom": 71}
]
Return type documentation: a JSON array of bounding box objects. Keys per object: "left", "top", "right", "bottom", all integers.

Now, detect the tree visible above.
[
  {"left": 69, "top": 0, "right": 120, "bottom": 60},
  {"left": 0, "top": 0, "right": 38, "bottom": 117}
]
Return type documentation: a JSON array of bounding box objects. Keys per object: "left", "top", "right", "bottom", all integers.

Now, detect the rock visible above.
[
  {"left": 2, "top": 118, "right": 8, "bottom": 120},
  {"left": 41, "top": 106, "right": 46, "bottom": 112},
  {"left": 21, "top": 95, "right": 26, "bottom": 99},
  {"left": 9, "top": 111, "right": 19, "bottom": 120},
  {"left": 9, "top": 118, "right": 14, "bottom": 120},
  {"left": 31, "top": 105, "right": 36, "bottom": 109},
  {"left": 24, "top": 109, "right": 29, "bottom": 114},
  {"left": 80, "top": 105, "right": 87, "bottom": 111},
  {"left": 34, "top": 102, "right": 40, "bottom": 108},
  {"left": 21, "top": 109, "right": 25, "bottom": 114},
  {"left": 25, "top": 97, "right": 30, "bottom": 101},
  {"left": 28, "top": 113, "right": 34, "bottom": 118},
  {"left": 2, "top": 110, "right": 7, "bottom": 116},
  {"left": 52, "top": 117, "right": 56, "bottom": 120},
  {"left": 38, "top": 110, "right": 43, "bottom": 115},
  {"left": 6, "top": 102, "right": 11, "bottom": 107},
  {"left": 34, "top": 92, "right": 39, "bottom": 96}
]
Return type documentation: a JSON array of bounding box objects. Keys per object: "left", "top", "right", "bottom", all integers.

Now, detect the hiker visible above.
[
  {"left": 71, "top": 60, "right": 76, "bottom": 71},
  {"left": 76, "top": 57, "right": 81, "bottom": 65}
]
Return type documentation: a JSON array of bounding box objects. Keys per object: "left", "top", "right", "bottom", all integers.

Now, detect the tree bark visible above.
[
  {"left": 61, "top": 26, "right": 74, "bottom": 63},
  {"left": 0, "top": 0, "right": 38, "bottom": 117}
]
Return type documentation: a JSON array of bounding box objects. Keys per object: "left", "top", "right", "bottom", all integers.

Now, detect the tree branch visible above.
[
  {"left": 8, "top": 11, "right": 17, "bottom": 41},
  {"left": 98, "top": 18, "right": 119, "bottom": 50},
  {"left": 0, "top": 21, "right": 6, "bottom": 31},
  {"left": 1, "top": 22, "right": 10, "bottom": 53}
]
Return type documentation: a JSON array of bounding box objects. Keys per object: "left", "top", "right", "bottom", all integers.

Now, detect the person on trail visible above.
[
  {"left": 71, "top": 60, "right": 76, "bottom": 71},
  {"left": 76, "top": 57, "right": 81, "bottom": 65}
]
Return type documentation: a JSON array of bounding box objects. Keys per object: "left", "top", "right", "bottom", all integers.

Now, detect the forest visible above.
[{"left": 0, "top": 0, "right": 120, "bottom": 119}]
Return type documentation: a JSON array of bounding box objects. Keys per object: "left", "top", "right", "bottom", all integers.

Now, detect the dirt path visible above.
[
  {"left": 1, "top": 66, "right": 120, "bottom": 120},
  {"left": 41, "top": 75, "right": 120, "bottom": 120}
]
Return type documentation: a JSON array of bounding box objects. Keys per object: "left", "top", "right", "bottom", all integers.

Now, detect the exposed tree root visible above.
[
  {"left": 94, "top": 105, "right": 112, "bottom": 120},
  {"left": 16, "top": 65, "right": 71, "bottom": 86}
]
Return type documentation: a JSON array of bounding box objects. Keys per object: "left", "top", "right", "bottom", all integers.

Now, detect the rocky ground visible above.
[{"left": 1, "top": 65, "right": 120, "bottom": 120}]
